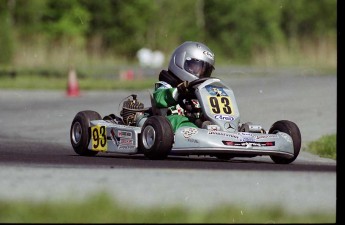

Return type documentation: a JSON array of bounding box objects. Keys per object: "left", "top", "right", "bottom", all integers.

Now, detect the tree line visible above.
[{"left": 0, "top": 0, "right": 337, "bottom": 65}]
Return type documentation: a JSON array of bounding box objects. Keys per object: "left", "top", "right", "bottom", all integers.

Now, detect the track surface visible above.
[{"left": 0, "top": 72, "right": 337, "bottom": 216}]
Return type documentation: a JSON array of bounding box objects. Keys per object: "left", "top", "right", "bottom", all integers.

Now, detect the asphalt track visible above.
[{"left": 0, "top": 71, "right": 337, "bottom": 217}]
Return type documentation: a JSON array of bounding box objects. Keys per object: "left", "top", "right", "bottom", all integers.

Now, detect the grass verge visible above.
[
  {"left": 303, "top": 134, "right": 336, "bottom": 160},
  {"left": 0, "top": 75, "right": 155, "bottom": 90},
  {"left": 0, "top": 192, "right": 335, "bottom": 223}
]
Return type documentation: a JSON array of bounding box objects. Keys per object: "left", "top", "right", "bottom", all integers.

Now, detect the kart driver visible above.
[{"left": 153, "top": 41, "right": 215, "bottom": 132}]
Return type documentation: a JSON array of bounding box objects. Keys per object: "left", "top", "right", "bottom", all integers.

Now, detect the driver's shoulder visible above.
[{"left": 155, "top": 81, "right": 173, "bottom": 90}]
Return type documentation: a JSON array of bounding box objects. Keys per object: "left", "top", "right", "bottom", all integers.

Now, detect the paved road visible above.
[{"left": 0, "top": 72, "right": 337, "bottom": 217}]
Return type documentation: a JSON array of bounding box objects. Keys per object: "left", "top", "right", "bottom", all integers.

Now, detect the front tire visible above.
[
  {"left": 268, "top": 120, "right": 301, "bottom": 164},
  {"left": 70, "top": 110, "right": 102, "bottom": 156},
  {"left": 139, "top": 116, "right": 174, "bottom": 160}
]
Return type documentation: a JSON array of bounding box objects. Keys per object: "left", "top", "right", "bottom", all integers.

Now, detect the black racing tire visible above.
[
  {"left": 268, "top": 120, "right": 301, "bottom": 164},
  {"left": 70, "top": 110, "right": 102, "bottom": 156},
  {"left": 139, "top": 116, "right": 174, "bottom": 160}
]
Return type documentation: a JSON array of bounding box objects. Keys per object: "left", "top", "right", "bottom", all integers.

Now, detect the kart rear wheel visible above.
[
  {"left": 70, "top": 110, "right": 102, "bottom": 156},
  {"left": 268, "top": 120, "right": 301, "bottom": 164},
  {"left": 139, "top": 116, "right": 174, "bottom": 160}
]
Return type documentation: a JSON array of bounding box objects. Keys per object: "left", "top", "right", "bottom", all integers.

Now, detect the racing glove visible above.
[{"left": 177, "top": 81, "right": 189, "bottom": 94}]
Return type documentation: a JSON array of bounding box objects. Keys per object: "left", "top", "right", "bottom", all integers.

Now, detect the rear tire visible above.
[
  {"left": 70, "top": 110, "right": 102, "bottom": 156},
  {"left": 268, "top": 120, "right": 301, "bottom": 164},
  {"left": 139, "top": 116, "right": 174, "bottom": 160}
]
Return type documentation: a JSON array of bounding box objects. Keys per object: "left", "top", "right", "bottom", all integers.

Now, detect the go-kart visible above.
[{"left": 70, "top": 77, "right": 301, "bottom": 164}]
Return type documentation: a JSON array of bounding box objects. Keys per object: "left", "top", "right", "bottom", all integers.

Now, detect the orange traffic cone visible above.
[{"left": 67, "top": 68, "right": 80, "bottom": 97}]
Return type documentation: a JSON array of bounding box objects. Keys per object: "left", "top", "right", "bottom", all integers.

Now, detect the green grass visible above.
[
  {"left": 0, "top": 75, "right": 155, "bottom": 90},
  {"left": 304, "top": 134, "right": 337, "bottom": 160},
  {"left": 0, "top": 192, "right": 335, "bottom": 223}
]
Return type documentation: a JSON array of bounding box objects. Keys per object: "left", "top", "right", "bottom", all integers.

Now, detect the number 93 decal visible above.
[
  {"left": 207, "top": 96, "right": 233, "bottom": 115},
  {"left": 91, "top": 125, "right": 107, "bottom": 151}
]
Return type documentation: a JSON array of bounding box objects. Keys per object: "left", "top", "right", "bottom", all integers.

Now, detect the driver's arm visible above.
[{"left": 153, "top": 88, "right": 178, "bottom": 108}]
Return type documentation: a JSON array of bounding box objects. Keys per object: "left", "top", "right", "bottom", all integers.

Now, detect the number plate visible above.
[
  {"left": 207, "top": 96, "right": 234, "bottom": 115},
  {"left": 91, "top": 125, "right": 107, "bottom": 151}
]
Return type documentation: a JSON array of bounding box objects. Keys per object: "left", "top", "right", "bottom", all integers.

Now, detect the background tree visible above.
[
  {"left": 0, "top": 0, "right": 15, "bottom": 65},
  {"left": 205, "top": 0, "right": 284, "bottom": 62},
  {"left": 0, "top": 0, "right": 336, "bottom": 70}
]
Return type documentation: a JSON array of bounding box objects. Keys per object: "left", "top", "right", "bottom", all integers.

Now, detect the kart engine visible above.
[{"left": 120, "top": 94, "right": 145, "bottom": 125}]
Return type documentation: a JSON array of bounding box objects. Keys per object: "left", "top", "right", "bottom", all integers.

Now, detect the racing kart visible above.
[{"left": 70, "top": 77, "right": 301, "bottom": 164}]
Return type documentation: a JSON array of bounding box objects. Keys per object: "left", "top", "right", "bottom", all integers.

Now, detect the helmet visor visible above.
[{"left": 184, "top": 58, "right": 214, "bottom": 78}]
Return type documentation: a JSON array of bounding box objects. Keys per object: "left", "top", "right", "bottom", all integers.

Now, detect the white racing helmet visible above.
[{"left": 168, "top": 41, "right": 215, "bottom": 82}]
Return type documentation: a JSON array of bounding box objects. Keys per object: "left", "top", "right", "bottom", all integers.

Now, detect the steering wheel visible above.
[
  {"left": 188, "top": 77, "right": 210, "bottom": 89},
  {"left": 177, "top": 77, "right": 210, "bottom": 110}
]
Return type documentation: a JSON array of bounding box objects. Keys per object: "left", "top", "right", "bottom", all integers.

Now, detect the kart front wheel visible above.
[
  {"left": 268, "top": 120, "right": 301, "bottom": 164},
  {"left": 139, "top": 116, "right": 174, "bottom": 160},
  {"left": 70, "top": 110, "right": 102, "bottom": 156}
]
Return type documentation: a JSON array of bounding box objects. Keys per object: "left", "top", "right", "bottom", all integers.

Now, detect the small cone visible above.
[
  {"left": 67, "top": 68, "right": 80, "bottom": 97},
  {"left": 119, "top": 69, "right": 134, "bottom": 80},
  {"left": 126, "top": 69, "right": 134, "bottom": 80}
]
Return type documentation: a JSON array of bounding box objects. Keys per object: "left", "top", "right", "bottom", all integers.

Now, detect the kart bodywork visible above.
[{"left": 70, "top": 78, "right": 301, "bottom": 164}]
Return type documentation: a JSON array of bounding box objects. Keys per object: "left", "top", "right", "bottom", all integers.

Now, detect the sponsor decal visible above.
[
  {"left": 255, "top": 134, "right": 279, "bottom": 140},
  {"left": 120, "top": 138, "right": 134, "bottom": 145},
  {"left": 110, "top": 129, "right": 135, "bottom": 147},
  {"left": 207, "top": 125, "right": 220, "bottom": 131},
  {"left": 203, "top": 50, "right": 214, "bottom": 60},
  {"left": 191, "top": 99, "right": 200, "bottom": 108},
  {"left": 242, "top": 137, "right": 254, "bottom": 142},
  {"left": 222, "top": 141, "right": 275, "bottom": 147},
  {"left": 205, "top": 85, "right": 228, "bottom": 96},
  {"left": 240, "top": 132, "right": 253, "bottom": 136},
  {"left": 214, "top": 114, "right": 235, "bottom": 121},
  {"left": 187, "top": 138, "right": 199, "bottom": 143},
  {"left": 118, "top": 145, "right": 136, "bottom": 150},
  {"left": 118, "top": 130, "right": 132, "bottom": 138},
  {"left": 224, "top": 122, "right": 235, "bottom": 131},
  {"left": 208, "top": 131, "right": 241, "bottom": 139},
  {"left": 239, "top": 132, "right": 255, "bottom": 141},
  {"left": 181, "top": 127, "right": 198, "bottom": 138}
]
